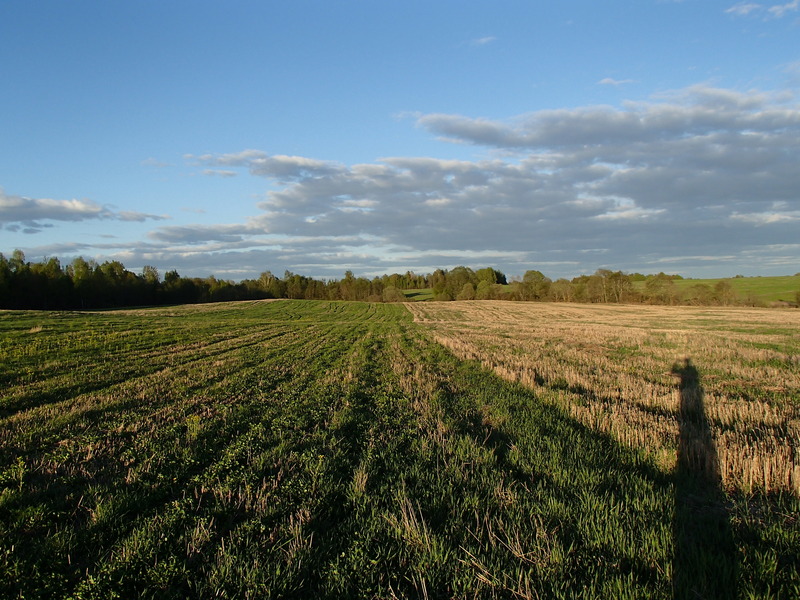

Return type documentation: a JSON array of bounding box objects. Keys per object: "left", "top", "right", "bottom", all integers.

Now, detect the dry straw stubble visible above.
[{"left": 407, "top": 301, "right": 800, "bottom": 495}]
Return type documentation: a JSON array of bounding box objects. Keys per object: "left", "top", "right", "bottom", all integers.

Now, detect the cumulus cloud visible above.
[
  {"left": 39, "top": 85, "right": 791, "bottom": 279},
  {"left": 170, "top": 85, "right": 800, "bottom": 278},
  {"left": 730, "top": 210, "right": 800, "bottom": 224},
  {"left": 147, "top": 223, "right": 255, "bottom": 244},
  {"left": 416, "top": 86, "right": 799, "bottom": 151},
  {"left": 0, "top": 189, "right": 168, "bottom": 233},
  {"left": 118, "top": 211, "right": 167, "bottom": 222},
  {"left": 189, "top": 151, "right": 344, "bottom": 182},
  {"left": 768, "top": 0, "right": 800, "bottom": 17},
  {"left": 726, "top": 0, "right": 799, "bottom": 17},
  {"left": 598, "top": 77, "right": 634, "bottom": 86},
  {"left": 725, "top": 2, "right": 763, "bottom": 16},
  {"left": 470, "top": 36, "right": 496, "bottom": 46}
]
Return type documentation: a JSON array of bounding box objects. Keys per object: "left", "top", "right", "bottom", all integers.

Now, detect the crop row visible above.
[{"left": 1, "top": 300, "right": 798, "bottom": 598}]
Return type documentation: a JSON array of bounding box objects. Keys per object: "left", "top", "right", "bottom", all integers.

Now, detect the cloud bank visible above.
[
  {"left": 0, "top": 189, "right": 167, "bottom": 234},
  {"left": 726, "top": 1, "right": 800, "bottom": 18},
  {"left": 12, "top": 85, "right": 800, "bottom": 279},
  {"left": 156, "top": 85, "right": 798, "bottom": 277}
]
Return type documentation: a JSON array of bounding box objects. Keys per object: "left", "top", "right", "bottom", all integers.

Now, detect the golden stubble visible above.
[{"left": 407, "top": 301, "right": 800, "bottom": 495}]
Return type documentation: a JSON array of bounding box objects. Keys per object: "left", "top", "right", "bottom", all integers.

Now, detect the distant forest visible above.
[{"left": 0, "top": 249, "right": 793, "bottom": 310}]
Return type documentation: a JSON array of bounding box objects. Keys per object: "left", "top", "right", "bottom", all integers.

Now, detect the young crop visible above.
[{"left": 1, "top": 300, "right": 797, "bottom": 598}]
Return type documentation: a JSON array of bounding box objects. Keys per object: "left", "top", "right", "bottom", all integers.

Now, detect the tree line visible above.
[
  {"left": 0, "top": 249, "right": 782, "bottom": 310},
  {"left": 0, "top": 250, "right": 457, "bottom": 309},
  {"left": 427, "top": 267, "right": 747, "bottom": 305}
]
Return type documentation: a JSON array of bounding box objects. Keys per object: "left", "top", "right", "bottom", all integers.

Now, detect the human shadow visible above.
[{"left": 671, "top": 358, "right": 738, "bottom": 599}]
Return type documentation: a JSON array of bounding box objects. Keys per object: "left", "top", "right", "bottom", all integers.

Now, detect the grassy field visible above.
[
  {"left": 642, "top": 274, "right": 800, "bottom": 304},
  {"left": 1, "top": 300, "right": 798, "bottom": 598},
  {"left": 402, "top": 274, "right": 800, "bottom": 304},
  {"left": 403, "top": 288, "right": 434, "bottom": 301}
]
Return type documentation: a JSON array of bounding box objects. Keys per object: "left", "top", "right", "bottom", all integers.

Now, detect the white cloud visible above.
[
  {"left": 729, "top": 211, "right": 800, "bottom": 224},
  {"left": 726, "top": 0, "right": 799, "bottom": 17},
  {"left": 0, "top": 189, "right": 168, "bottom": 232},
  {"left": 768, "top": 0, "right": 800, "bottom": 17},
  {"left": 417, "top": 85, "right": 799, "bottom": 151},
  {"left": 28, "top": 84, "right": 794, "bottom": 280},
  {"left": 725, "top": 3, "right": 763, "bottom": 16},
  {"left": 118, "top": 211, "right": 168, "bottom": 222},
  {"left": 598, "top": 77, "right": 634, "bottom": 86},
  {"left": 147, "top": 223, "right": 257, "bottom": 244},
  {"left": 470, "top": 36, "right": 496, "bottom": 46},
  {"left": 591, "top": 197, "right": 667, "bottom": 221},
  {"left": 186, "top": 149, "right": 267, "bottom": 165},
  {"left": 191, "top": 151, "right": 343, "bottom": 182},
  {"left": 167, "top": 84, "right": 800, "bottom": 278}
]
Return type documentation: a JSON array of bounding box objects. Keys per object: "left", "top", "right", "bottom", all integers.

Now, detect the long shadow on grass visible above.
[
  {"left": 671, "top": 358, "right": 737, "bottom": 599},
  {"left": 390, "top": 338, "right": 677, "bottom": 597}
]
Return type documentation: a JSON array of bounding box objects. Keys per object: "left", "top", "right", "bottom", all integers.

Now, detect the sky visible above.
[{"left": 2, "top": 1, "right": 799, "bottom": 281}]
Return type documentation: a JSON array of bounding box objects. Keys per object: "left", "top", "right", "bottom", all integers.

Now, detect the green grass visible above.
[
  {"left": 403, "top": 288, "right": 434, "bottom": 301},
  {"left": 407, "top": 276, "right": 800, "bottom": 304},
  {"left": 1, "top": 300, "right": 797, "bottom": 598},
  {"left": 657, "top": 274, "right": 800, "bottom": 303},
  {"left": 402, "top": 285, "right": 514, "bottom": 301}
]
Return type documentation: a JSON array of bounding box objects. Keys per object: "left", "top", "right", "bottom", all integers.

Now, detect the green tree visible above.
[
  {"left": 259, "top": 270, "right": 276, "bottom": 290},
  {"left": 285, "top": 273, "right": 308, "bottom": 299},
  {"left": 457, "top": 282, "right": 476, "bottom": 300},
  {"left": 570, "top": 276, "right": 589, "bottom": 303},
  {"left": 304, "top": 279, "right": 327, "bottom": 300},
  {"left": 141, "top": 265, "right": 160, "bottom": 304},
  {"left": 164, "top": 269, "right": 180, "bottom": 284},
  {"left": 714, "top": 280, "right": 736, "bottom": 306},
  {"left": 645, "top": 273, "right": 679, "bottom": 305},
  {"left": 338, "top": 270, "right": 356, "bottom": 301},
  {"left": 443, "top": 266, "right": 475, "bottom": 298},
  {"left": 382, "top": 285, "right": 406, "bottom": 303},
  {"left": 475, "top": 267, "right": 498, "bottom": 285},
  {"left": 550, "top": 278, "right": 573, "bottom": 302},
  {"left": 475, "top": 280, "right": 493, "bottom": 300},
  {"left": 0, "top": 253, "right": 10, "bottom": 307},
  {"left": 142, "top": 265, "right": 160, "bottom": 284},
  {"left": 687, "top": 284, "right": 714, "bottom": 306},
  {"left": 429, "top": 269, "right": 447, "bottom": 297},
  {"left": 607, "top": 270, "right": 629, "bottom": 302},
  {"left": 31, "top": 257, "right": 71, "bottom": 309},
  {"left": 586, "top": 274, "right": 605, "bottom": 303},
  {"left": 520, "top": 270, "right": 551, "bottom": 301},
  {"left": 9, "top": 249, "right": 27, "bottom": 273},
  {"left": 68, "top": 257, "right": 98, "bottom": 308}
]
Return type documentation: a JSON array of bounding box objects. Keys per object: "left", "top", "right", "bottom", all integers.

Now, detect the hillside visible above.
[{"left": 669, "top": 274, "right": 800, "bottom": 304}]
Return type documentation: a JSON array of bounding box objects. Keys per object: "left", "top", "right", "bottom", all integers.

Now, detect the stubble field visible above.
[
  {"left": 1, "top": 300, "right": 798, "bottom": 598},
  {"left": 408, "top": 301, "right": 800, "bottom": 495}
]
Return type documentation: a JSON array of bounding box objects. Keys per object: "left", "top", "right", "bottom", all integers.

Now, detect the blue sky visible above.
[{"left": 2, "top": 1, "right": 799, "bottom": 281}]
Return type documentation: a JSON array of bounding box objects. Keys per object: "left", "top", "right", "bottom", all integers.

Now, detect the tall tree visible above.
[{"left": 521, "top": 270, "right": 552, "bottom": 301}]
